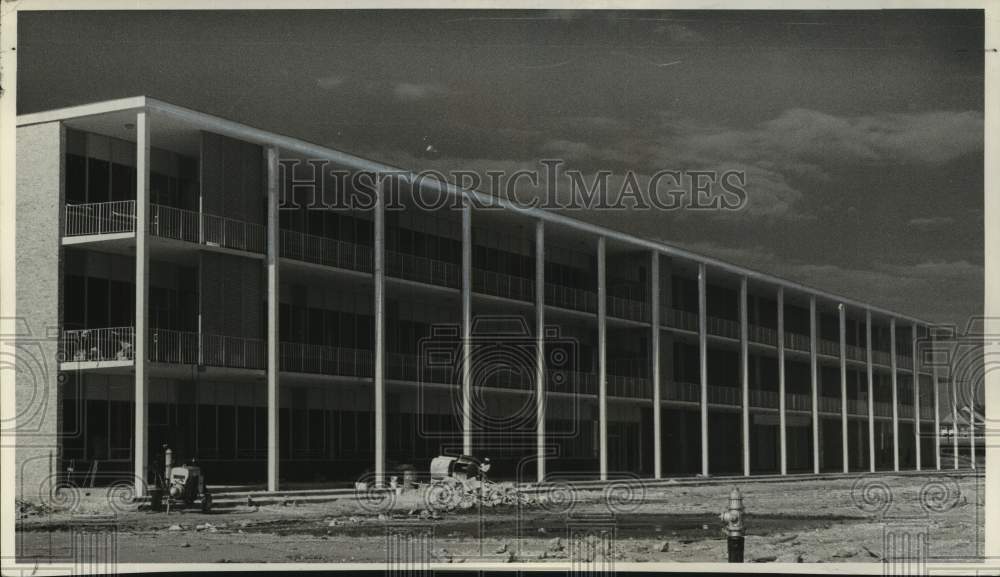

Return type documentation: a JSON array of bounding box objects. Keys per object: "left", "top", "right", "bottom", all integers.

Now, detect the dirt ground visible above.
[{"left": 15, "top": 472, "right": 983, "bottom": 564}]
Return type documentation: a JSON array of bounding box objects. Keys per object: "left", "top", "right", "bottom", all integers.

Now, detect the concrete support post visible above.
[
  {"left": 890, "top": 318, "right": 899, "bottom": 472},
  {"left": 912, "top": 321, "right": 921, "bottom": 471},
  {"left": 265, "top": 146, "right": 280, "bottom": 492},
  {"left": 810, "top": 296, "right": 819, "bottom": 475},
  {"left": 867, "top": 309, "right": 875, "bottom": 472},
  {"left": 777, "top": 287, "right": 786, "bottom": 475},
  {"left": 839, "top": 304, "right": 849, "bottom": 473},
  {"left": 698, "top": 263, "right": 708, "bottom": 477},
  {"left": 969, "top": 390, "right": 976, "bottom": 470},
  {"left": 650, "top": 251, "right": 661, "bottom": 479},
  {"left": 535, "top": 220, "right": 546, "bottom": 482},
  {"left": 740, "top": 276, "right": 750, "bottom": 477},
  {"left": 597, "top": 237, "right": 608, "bottom": 481},
  {"left": 133, "top": 111, "right": 150, "bottom": 497},
  {"left": 461, "top": 202, "right": 473, "bottom": 455},
  {"left": 933, "top": 332, "right": 941, "bottom": 470},
  {"left": 952, "top": 374, "right": 960, "bottom": 470},
  {"left": 373, "top": 177, "right": 386, "bottom": 487}
]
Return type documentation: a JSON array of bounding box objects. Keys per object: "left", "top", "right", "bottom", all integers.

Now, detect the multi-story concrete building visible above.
[{"left": 14, "top": 97, "right": 973, "bottom": 498}]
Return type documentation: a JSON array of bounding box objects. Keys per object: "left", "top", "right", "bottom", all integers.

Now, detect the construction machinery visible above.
[{"left": 150, "top": 446, "right": 212, "bottom": 513}]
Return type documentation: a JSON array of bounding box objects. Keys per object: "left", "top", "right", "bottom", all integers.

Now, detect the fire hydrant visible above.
[{"left": 719, "top": 487, "right": 746, "bottom": 562}]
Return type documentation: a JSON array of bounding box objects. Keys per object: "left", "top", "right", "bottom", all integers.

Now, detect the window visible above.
[
  {"left": 66, "top": 154, "right": 87, "bottom": 203},
  {"left": 87, "top": 158, "right": 110, "bottom": 203}
]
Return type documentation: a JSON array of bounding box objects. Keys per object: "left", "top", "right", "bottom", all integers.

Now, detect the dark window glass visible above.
[
  {"left": 218, "top": 405, "right": 235, "bottom": 459},
  {"left": 197, "top": 405, "right": 217, "bottom": 454},
  {"left": 86, "top": 277, "right": 109, "bottom": 328},
  {"left": 237, "top": 406, "right": 254, "bottom": 456},
  {"left": 64, "top": 274, "right": 86, "bottom": 330},
  {"left": 66, "top": 154, "right": 87, "bottom": 203},
  {"left": 110, "top": 163, "right": 136, "bottom": 202},
  {"left": 87, "top": 158, "right": 110, "bottom": 203}
]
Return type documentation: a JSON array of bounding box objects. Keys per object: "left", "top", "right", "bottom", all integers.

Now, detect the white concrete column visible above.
[
  {"left": 133, "top": 111, "right": 150, "bottom": 497},
  {"left": 650, "top": 251, "right": 661, "bottom": 479},
  {"left": 740, "top": 276, "right": 750, "bottom": 477},
  {"left": 952, "top": 373, "right": 959, "bottom": 470},
  {"left": 969, "top": 388, "right": 976, "bottom": 470},
  {"left": 890, "top": 318, "right": 899, "bottom": 472},
  {"left": 461, "top": 202, "right": 473, "bottom": 455},
  {"left": 777, "top": 287, "right": 786, "bottom": 475},
  {"left": 535, "top": 220, "right": 546, "bottom": 482},
  {"left": 839, "top": 303, "right": 849, "bottom": 473},
  {"left": 597, "top": 237, "right": 607, "bottom": 480},
  {"left": 810, "top": 296, "right": 819, "bottom": 475},
  {"left": 265, "top": 146, "right": 280, "bottom": 492},
  {"left": 373, "top": 177, "right": 386, "bottom": 486},
  {"left": 933, "top": 331, "right": 941, "bottom": 470},
  {"left": 698, "top": 263, "right": 708, "bottom": 477},
  {"left": 912, "top": 321, "right": 920, "bottom": 471},
  {"left": 866, "top": 309, "right": 875, "bottom": 472}
]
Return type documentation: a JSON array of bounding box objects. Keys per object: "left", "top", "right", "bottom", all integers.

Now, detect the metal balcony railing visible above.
[
  {"left": 279, "top": 342, "right": 373, "bottom": 378},
  {"left": 607, "top": 295, "right": 649, "bottom": 322},
  {"left": 818, "top": 339, "right": 840, "bottom": 357},
  {"left": 149, "top": 204, "right": 200, "bottom": 244},
  {"left": 478, "top": 366, "right": 534, "bottom": 391},
  {"left": 548, "top": 370, "right": 597, "bottom": 396},
  {"left": 608, "top": 374, "right": 652, "bottom": 399},
  {"left": 896, "top": 341, "right": 914, "bottom": 358},
  {"left": 387, "top": 353, "right": 457, "bottom": 385},
  {"left": 749, "top": 325, "right": 778, "bottom": 346},
  {"left": 472, "top": 269, "right": 534, "bottom": 302},
  {"left": 707, "top": 317, "right": 740, "bottom": 339},
  {"left": 786, "top": 392, "right": 812, "bottom": 411},
  {"left": 749, "top": 388, "right": 779, "bottom": 408},
  {"left": 874, "top": 401, "right": 893, "bottom": 417},
  {"left": 848, "top": 398, "right": 868, "bottom": 416},
  {"left": 202, "top": 212, "right": 266, "bottom": 254},
  {"left": 845, "top": 344, "right": 867, "bottom": 362},
  {"left": 665, "top": 381, "right": 700, "bottom": 403},
  {"left": 147, "top": 329, "right": 199, "bottom": 364},
  {"left": 386, "top": 251, "right": 460, "bottom": 289},
  {"left": 201, "top": 333, "right": 266, "bottom": 370},
  {"left": 279, "top": 229, "right": 373, "bottom": 273},
  {"left": 545, "top": 284, "right": 598, "bottom": 314},
  {"left": 819, "top": 395, "right": 841, "bottom": 413},
  {"left": 784, "top": 332, "right": 811, "bottom": 352},
  {"left": 661, "top": 308, "right": 698, "bottom": 332},
  {"left": 708, "top": 385, "right": 741, "bottom": 406},
  {"left": 920, "top": 405, "right": 935, "bottom": 420},
  {"left": 898, "top": 355, "right": 913, "bottom": 369},
  {"left": 900, "top": 404, "right": 914, "bottom": 419},
  {"left": 64, "top": 201, "right": 136, "bottom": 236},
  {"left": 60, "top": 327, "right": 135, "bottom": 362},
  {"left": 871, "top": 349, "right": 892, "bottom": 367}
]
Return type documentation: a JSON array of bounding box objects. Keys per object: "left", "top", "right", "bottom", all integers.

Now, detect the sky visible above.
[{"left": 16, "top": 10, "right": 984, "bottom": 326}]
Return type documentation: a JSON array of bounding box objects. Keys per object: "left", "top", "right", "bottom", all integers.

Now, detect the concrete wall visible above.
[{"left": 15, "top": 121, "right": 64, "bottom": 499}]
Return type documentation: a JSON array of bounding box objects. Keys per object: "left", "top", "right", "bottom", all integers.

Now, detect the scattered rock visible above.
[
  {"left": 537, "top": 527, "right": 548, "bottom": 535},
  {"left": 167, "top": 524, "right": 183, "bottom": 531},
  {"left": 377, "top": 513, "right": 388, "bottom": 521},
  {"left": 659, "top": 541, "right": 670, "bottom": 553},
  {"left": 774, "top": 533, "right": 798, "bottom": 543},
  {"left": 752, "top": 555, "right": 777, "bottom": 562},
  {"left": 181, "top": 543, "right": 191, "bottom": 548},
  {"left": 549, "top": 537, "right": 564, "bottom": 552},
  {"left": 495, "top": 542, "right": 508, "bottom": 554},
  {"left": 776, "top": 552, "right": 804, "bottom": 563}
]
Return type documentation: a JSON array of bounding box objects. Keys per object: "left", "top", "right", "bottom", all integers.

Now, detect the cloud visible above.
[
  {"left": 908, "top": 216, "right": 956, "bottom": 231},
  {"left": 394, "top": 82, "right": 447, "bottom": 101}
]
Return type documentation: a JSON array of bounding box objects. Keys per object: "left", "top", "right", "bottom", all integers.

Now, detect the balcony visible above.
[
  {"left": 749, "top": 325, "right": 778, "bottom": 346},
  {"left": 64, "top": 201, "right": 136, "bottom": 237},
  {"left": 388, "top": 353, "right": 458, "bottom": 385},
  {"left": 279, "top": 229, "right": 373, "bottom": 273},
  {"left": 898, "top": 355, "right": 913, "bottom": 370},
  {"left": 707, "top": 317, "right": 739, "bottom": 340},
  {"left": 819, "top": 395, "right": 841, "bottom": 413},
  {"left": 386, "top": 251, "right": 460, "bottom": 290},
  {"left": 708, "top": 385, "right": 741, "bottom": 406},
  {"left": 845, "top": 344, "right": 867, "bottom": 362},
  {"left": 818, "top": 339, "right": 840, "bottom": 357},
  {"left": 60, "top": 327, "right": 135, "bottom": 363},
  {"left": 473, "top": 269, "right": 534, "bottom": 303},
  {"left": 548, "top": 370, "right": 597, "bottom": 396},
  {"left": 920, "top": 405, "right": 935, "bottom": 420},
  {"left": 784, "top": 332, "right": 810, "bottom": 353},
  {"left": 664, "top": 381, "right": 700, "bottom": 403},
  {"left": 900, "top": 404, "right": 913, "bottom": 419},
  {"left": 749, "top": 388, "right": 779, "bottom": 409},
  {"left": 607, "top": 295, "right": 648, "bottom": 323},
  {"left": 661, "top": 308, "right": 698, "bottom": 332},
  {"left": 848, "top": 398, "right": 868, "bottom": 416},
  {"left": 871, "top": 349, "right": 892, "bottom": 367},
  {"left": 608, "top": 374, "right": 651, "bottom": 399},
  {"left": 545, "top": 284, "right": 598, "bottom": 314},
  {"left": 63, "top": 201, "right": 267, "bottom": 255},
  {"left": 279, "top": 342, "right": 373, "bottom": 378},
  {"left": 785, "top": 392, "right": 812, "bottom": 411},
  {"left": 874, "top": 401, "right": 893, "bottom": 417}
]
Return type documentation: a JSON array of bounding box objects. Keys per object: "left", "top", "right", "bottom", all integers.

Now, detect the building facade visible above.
[{"left": 14, "top": 97, "right": 975, "bottom": 498}]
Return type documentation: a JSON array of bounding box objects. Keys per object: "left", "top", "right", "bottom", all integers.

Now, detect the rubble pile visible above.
[{"left": 426, "top": 479, "right": 534, "bottom": 511}]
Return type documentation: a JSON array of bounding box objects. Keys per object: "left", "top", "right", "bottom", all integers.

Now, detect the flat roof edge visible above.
[{"left": 16, "top": 96, "right": 148, "bottom": 127}]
